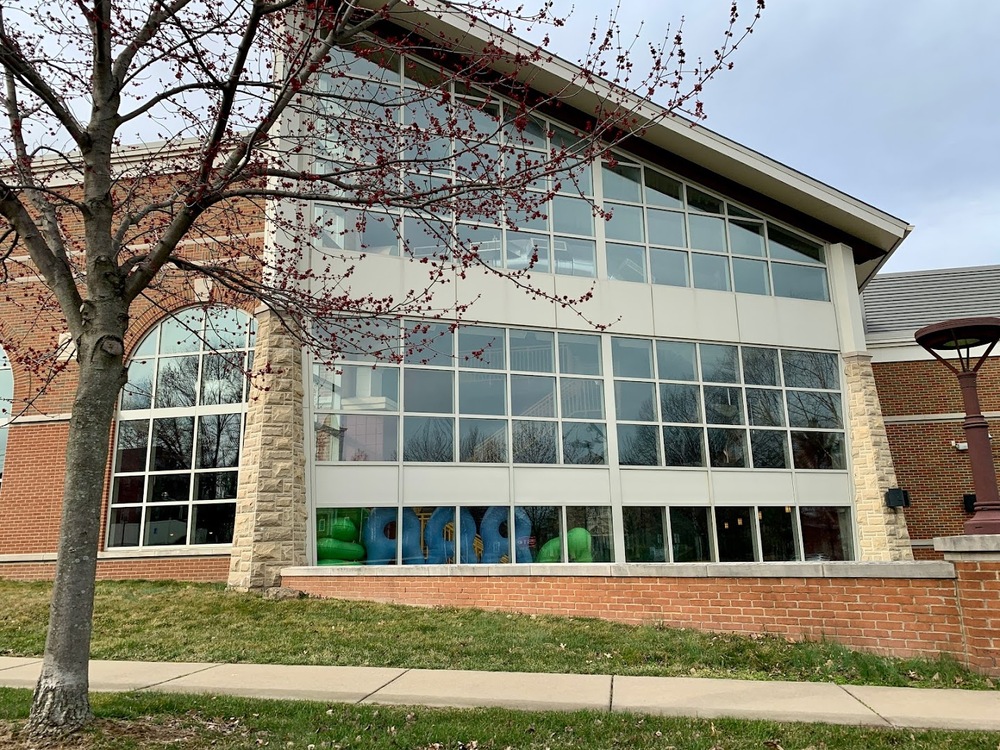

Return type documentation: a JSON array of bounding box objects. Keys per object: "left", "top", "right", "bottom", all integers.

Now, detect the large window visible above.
[
  {"left": 316, "top": 505, "right": 614, "bottom": 566},
  {"left": 613, "top": 339, "right": 845, "bottom": 470},
  {"left": 314, "top": 323, "right": 608, "bottom": 466},
  {"left": 107, "top": 306, "right": 253, "bottom": 548},
  {"left": 622, "top": 504, "right": 853, "bottom": 563},
  {"left": 0, "top": 346, "right": 11, "bottom": 483},
  {"left": 314, "top": 324, "right": 845, "bottom": 473},
  {"left": 313, "top": 46, "right": 830, "bottom": 302}
]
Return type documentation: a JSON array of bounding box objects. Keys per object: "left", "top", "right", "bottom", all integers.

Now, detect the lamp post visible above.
[{"left": 915, "top": 316, "right": 1000, "bottom": 535}]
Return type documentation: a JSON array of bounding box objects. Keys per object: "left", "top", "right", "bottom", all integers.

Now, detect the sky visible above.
[{"left": 544, "top": 0, "right": 1000, "bottom": 274}]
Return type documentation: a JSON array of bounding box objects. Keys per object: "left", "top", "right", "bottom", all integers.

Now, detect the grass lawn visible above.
[
  {"left": 1, "top": 689, "right": 998, "bottom": 750},
  {"left": 0, "top": 580, "right": 995, "bottom": 690}
]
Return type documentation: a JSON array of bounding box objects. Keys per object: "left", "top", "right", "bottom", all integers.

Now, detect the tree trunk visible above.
[{"left": 26, "top": 315, "right": 126, "bottom": 739}]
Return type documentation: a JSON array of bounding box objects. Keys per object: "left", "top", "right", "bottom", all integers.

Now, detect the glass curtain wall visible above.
[
  {"left": 313, "top": 322, "right": 854, "bottom": 565},
  {"left": 314, "top": 46, "right": 831, "bottom": 302}
]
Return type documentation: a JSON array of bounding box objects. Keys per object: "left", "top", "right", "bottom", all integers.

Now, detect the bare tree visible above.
[{"left": 0, "top": 0, "right": 763, "bottom": 736}]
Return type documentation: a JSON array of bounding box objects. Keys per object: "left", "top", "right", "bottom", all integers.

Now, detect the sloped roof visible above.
[{"left": 862, "top": 265, "right": 1000, "bottom": 335}]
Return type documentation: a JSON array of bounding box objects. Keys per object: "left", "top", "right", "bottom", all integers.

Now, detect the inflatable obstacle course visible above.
[{"left": 316, "top": 509, "right": 367, "bottom": 565}]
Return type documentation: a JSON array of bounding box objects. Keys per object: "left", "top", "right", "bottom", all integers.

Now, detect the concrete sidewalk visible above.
[{"left": 2, "top": 657, "right": 999, "bottom": 731}]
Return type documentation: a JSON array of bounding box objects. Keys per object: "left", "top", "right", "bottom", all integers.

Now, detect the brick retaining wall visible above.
[{"left": 283, "top": 559, "right": 999, "bottom": 675}]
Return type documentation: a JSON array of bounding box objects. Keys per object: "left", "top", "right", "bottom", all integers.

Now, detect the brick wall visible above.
[
  {"left": 0, "top": 555, "right": 230, "bottom": 582},
  {"left": 874, "top": 358, "right": 1000, "bottom": 417},
  {"left": 873, "top": 356, "right": 1000, "bottom": 557},
  {"left": 0, "top": 422, "right": 71, "bottom": 554},
  {"left": 283, "top": 563, "right": 999, "bottom": 674},
  {"left": 954, "top": 562, "right": 1000, "bottom": 674}
]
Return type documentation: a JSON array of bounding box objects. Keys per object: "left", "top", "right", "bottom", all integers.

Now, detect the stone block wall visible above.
[
  {"left": 843, "top": 353, "right": 912, "bottom": 561},
  {"left": 227, "top": 308, "right": 308, "bottom": 591}
]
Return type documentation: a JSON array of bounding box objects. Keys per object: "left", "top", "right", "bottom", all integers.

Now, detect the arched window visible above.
[
  {"left": 0, "top": 345, "right": 11, "bottom": 483},
  {"left": 107, "top": 306, "right": 254, "bottom": 548}
]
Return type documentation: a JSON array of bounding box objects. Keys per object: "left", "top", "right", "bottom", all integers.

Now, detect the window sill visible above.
[{"left": 99, "top": 545, "right": 232, "bottom": 559}]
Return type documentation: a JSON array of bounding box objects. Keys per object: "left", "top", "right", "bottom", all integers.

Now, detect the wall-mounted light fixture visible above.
[{"left": 884, "top": 488, "right": 911, "bottom": 508}]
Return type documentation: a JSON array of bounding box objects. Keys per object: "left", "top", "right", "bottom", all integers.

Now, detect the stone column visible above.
[
  {"left": 844, "top": 352, "right": 913, "bottom": 561},
  {"left": 228, "top": 307, "right": 308, "bottom": 591}
]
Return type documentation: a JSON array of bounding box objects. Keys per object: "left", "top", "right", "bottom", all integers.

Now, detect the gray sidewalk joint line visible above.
[
  {"left": 607, "top": 675, "right": 614, "bottom": 713},
  {"left": 132, "top": 663, "right": 224, "bottom": 693},
  {"left": 0, "top": 659, "right": 41, "bottom": 672},
  {"left": 355, "top": 667, "right": 411, "bottom": 705},
  {"left": 836, "top": 683, "right": 891, "bottom": 727}
]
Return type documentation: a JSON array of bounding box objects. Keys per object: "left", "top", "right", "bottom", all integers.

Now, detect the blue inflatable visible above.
[
  {"left": 423, "top": 507, "right": 476, "bottom": 564},
  {"left": 362, "top": 507, "right": 422, "bottom": 564},
  {"left": 479, "top": 506, "right": 533, "bottom": 563}
]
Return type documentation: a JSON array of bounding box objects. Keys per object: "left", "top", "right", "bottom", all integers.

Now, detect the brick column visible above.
[
  {"left": 935, "top": 535, "right": 1000, "bottom": 675},
  {"left": 227, "top": 308, "right": 308, "bottom": 591},
  {"left": 844, "top": 352, "right": 913, "bottom": 561}
]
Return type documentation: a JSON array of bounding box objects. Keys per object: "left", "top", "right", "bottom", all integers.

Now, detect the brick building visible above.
[
  {"left": 0, "top": 3, "right": 918, "bottom": 585},
  {"left": 863, "top": 265, "right": 1000, "bottom": 559}
]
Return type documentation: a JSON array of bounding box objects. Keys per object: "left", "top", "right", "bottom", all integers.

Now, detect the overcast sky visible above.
[{"left": 546, "top": 0, "right": 1000, "bottom": 274}]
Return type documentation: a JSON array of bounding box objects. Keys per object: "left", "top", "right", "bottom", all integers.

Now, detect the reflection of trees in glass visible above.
[
  {"left": 562, "top": 422, "right": 606, "bottom": 464},
  {"left": 154, "top": 356, "right": 199, "bottom": 407},
  {"left": 791, "top": 431, "right": 845, "bottom": 469},
  {"left": 704, "top": 386, "right": 743, "bottom": 425},
  {"left": 195, "top": 473, "right": 238, "bottom": 501},
  {"left": 115, "top": 421, "right": 148, "bottom": 472},
  {"left": 749, "top": 430, "right": 787, "bottom": 469},
  {"left": 152, "top": 417, "right": 194, "bottom": 471},
  {"left": 521, "top": 505, "right": 559, "bottom": 560},
  {"left": 618, "top": 424, "right": 658, "bottom": 466},
  {"left": 663, "top": 426, "right": 704, "bottom": 466},
  {"left": 512, "top": 421, "right": 558, "bottom": 464},
  {"left": 669, "top": 507, "right": 711, "bottom": 562},
  {"left": 707, "top": 427, "right": 746, "bottom": 467},
  {"left": 786, "top": 390, "right": 842, "bottom": 429},
  {"left": 741, "top": 347, "right": 779, "bottom": 386},
  {"left": 121, "top": 359, "right": 154, "bottom": 410},
  {"left": 198, "top": 413, "right": 242, "bottom": 468},
  {"left": 782, "top": 350, "right": 839, "bottom": 390},
  {"left": 201, "top": 354, "right": 246, "bottom": 405},
  {"left": 623, "top": 507, "right": 666, "bottom": 562},
  {"left": 459, "top": 422, "right": 506, "bottom": 462},
  {"left": 403, "top": 418, "right": 454, "bottom": 462},
  {"left": 659, "top": 383, "right": 699, "bottom": 423},
  {"left": 745, "top": 388, "right": 783, "bottom": 427}
]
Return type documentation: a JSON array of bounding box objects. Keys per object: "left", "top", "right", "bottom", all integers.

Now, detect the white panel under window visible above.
[
  {"left": 513, "top": 467, "right": 611, "bottom": 505},
  {"left": 619, "top": 469, "right": 710, "bottom": 504},
  {"left": 402, "top": 466, "right": 510, "bottom": 505},
  {"left": 794, "top": 471, "right": 852, "bottom": 506},
  {"left": 315, "top": 465, "right": 399, "bottom": 505},
  {"left": 735, "top": 294, "right": 840, "bottom": 350},
  {"left": 711, "top": 471, "right": 794, "bottom": 506},
  {"left": 650, "top": 285, "right": 740, "bottom": 343}
]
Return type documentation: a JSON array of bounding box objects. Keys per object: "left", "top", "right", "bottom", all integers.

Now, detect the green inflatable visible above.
[
  {"left": 534, "top": 527, "right": 593, "bottom": 563},
  {"left": 316, "top": 513, "right": 368, "bottom": 565}
]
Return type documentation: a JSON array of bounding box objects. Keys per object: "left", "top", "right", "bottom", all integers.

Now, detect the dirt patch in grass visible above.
[{"left": 0, "top": 713, "right": 252, "bottom": 750}]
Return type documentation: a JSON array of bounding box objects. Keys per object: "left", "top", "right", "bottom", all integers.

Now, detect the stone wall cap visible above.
[
  {"left": 934, "top": 535, "right": 1000, "bottom": 554},
  {"left": 281, "top": 560, "right": 955, "bottom": 580}
]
